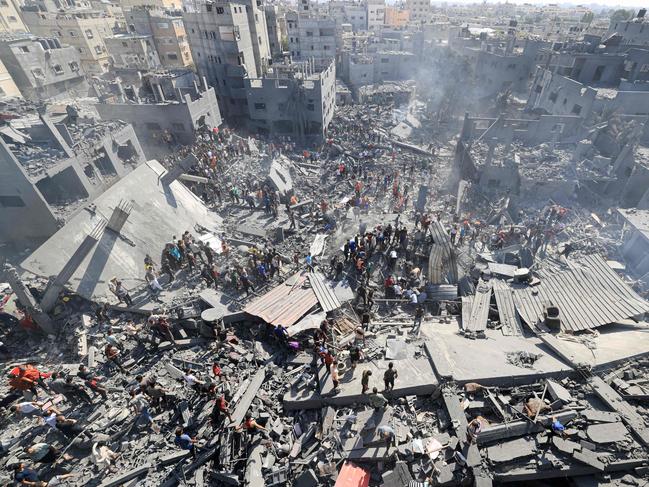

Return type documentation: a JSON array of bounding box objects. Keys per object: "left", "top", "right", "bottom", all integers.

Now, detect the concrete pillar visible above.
[
  {"left": 106, "top": 199, "right": 132, "bottom": 233},
  {"left": 39, "top": 114, "right": 74, "bottom": 157},
  {"left": 115, "top": 78, "right": 126, "bottom": 103},
  {"left": 161, "top": 153, "right": 199, "bottom": 185},
  {"left": 155, "top": 83, "right": 166, "bottom": 103},
  {"left": 40, "top": 220, "right": 106, "bottom": 313},
  {"left": 2, "top": 264, "right": 54, "bottom": 334},
  {"left": 202, "top": 76, "right": 209, "bottom": 92}
]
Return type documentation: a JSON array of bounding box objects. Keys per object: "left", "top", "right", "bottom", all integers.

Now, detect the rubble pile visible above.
[{"left": 3, "top": 75, "right": 649, "bottom": 487}]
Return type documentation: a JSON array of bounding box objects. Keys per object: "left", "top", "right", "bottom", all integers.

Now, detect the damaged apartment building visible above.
[
  {"left": 93, "top": 70, "right": 222, "bottom": 158},
  {"left": 0, "top": 33, "right": 89, "bottom": 102},
  {"left": 0, "top": 100, "right": 146, "bottom": 247},
  {"left": 183, "top": 0, "right": 336, "bottom": 140},
  {"left": 528, "top": 12, "right": 649, "bottom": 122}
]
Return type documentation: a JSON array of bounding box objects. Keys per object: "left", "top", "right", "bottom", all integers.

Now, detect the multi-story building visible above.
[
  {"left": 0, "top": 0, "right": 27, "bottom": 33},
  {"left": 21, "top": 4, "right": 117, "bottom": 74},
  {"left": 245, "top": 60, "right": 336, "bottom": 139},
  {"left": 265, "top": 5, "right": 283, "bottom": 59},
  {"left": 120, "top": 0, "right": 180, "bottom": 9},
  {"left": 95, "top": 78, "right": 222, "bottom": 157},
  {"left": 329, "top": 1, "right": 366, "bottom": 33},
  {"left": 0, "top": 34, "right": 89, "bottom": 101},
  {"left": 607, "top": 11, "right": 649, "bottom": 49},
  {"left": 406, "top": 0, "right": 430, "bottom": 24},
  {"left": 0, "top": 58, "right": 20, "bottom": 98},
  {"left": 384, "top": 7, "right": 409, "bottom": 28},
  {"left": 124, "top": 7, "right": 193, "bottom": 68},
  {"left": 365, "top": 0, "right": 384, "bottom": 32},
  {"left": 286, "top": 11, "right": 335, "bottom": 64},
  {"left": 105, "top": 33, "right": 161, "bottom": 70},
  {"left": 183, "top": 0, "right": 271, "bottom": 121}
]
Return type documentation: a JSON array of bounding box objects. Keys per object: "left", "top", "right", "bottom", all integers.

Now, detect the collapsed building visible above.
[
  {"left": 0, "top": 100, "right": 146, "bottom": 246},
  {"left": 2, "top": 4, "right": 649, "bottom": 487},
  {"left": 94, "top": 72, "right": 222, "bottom": 159}
]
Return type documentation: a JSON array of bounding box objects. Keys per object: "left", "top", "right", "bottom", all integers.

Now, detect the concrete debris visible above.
[{"left": 5, "top": 15, "right": 649, "bottom": 487}]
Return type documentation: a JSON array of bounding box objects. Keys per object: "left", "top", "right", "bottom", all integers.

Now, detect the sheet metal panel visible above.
[
  {"left": 308, "top": 271, "right": 341, "bottom": 312},
  {"left": 244, "top": 272, "right": 318, "bottom": 326},
  {"left": 512, "top": 255, "right": 649, "bottom": 332},
  {"left": 427, "top": 220, "right": 458, "bottom": 284},
  {"left": 465, "top": 279, "right": 492, "bottom": 332},
  {"left": 493, "top": 280, "right": 523, "bottom": 336}
]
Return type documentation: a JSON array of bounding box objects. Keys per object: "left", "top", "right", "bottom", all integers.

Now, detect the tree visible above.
[{"left": 610, "top": 9, "right": 634, "bottom": 23}]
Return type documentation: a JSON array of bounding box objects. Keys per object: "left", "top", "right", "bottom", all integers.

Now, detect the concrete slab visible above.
[
  {"left": 21, "top": 160, "right": 222, "bottom": 302},
  {"left": 283, "top": 354, "right": 438, "bottom": 410},
  {"left": 541, "top": 322, "right": 649, "bottom": 371},
  {"left": 486, "top": 437, "right": 537, "bottom": 464},
  {"left": 421, "top": 320, "right": 573, "bottom": 386},
  {"left": 587, "top": 422, "right": 629, "bottom": 444}
]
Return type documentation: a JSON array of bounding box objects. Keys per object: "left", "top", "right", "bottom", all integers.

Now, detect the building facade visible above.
[
  {"left": 0, "top": 34, "right": 88, "bottom": 101},
  {"left": 183, "top": 0, "right": 271, "bottom": 121},
  {"left": 105, "top": 33, "right": 161, "bottom": 70},
  {"left": 0, "top": 57, "right": 21, "bottom": 98},
  {"left": 125, "top": 7, "right": 193, "bottom": 68},
  {"left": 286, "top": 11, "right": 336, "bottom": 64},
  {"left": 365, "top": 0, "right": 384, "bottom": 32},
  {"left": 0, "top": 0, "right": 27, "bottom": 33},
  {"left": 21, "top": 6, "right": 117, "bottom": 74}
]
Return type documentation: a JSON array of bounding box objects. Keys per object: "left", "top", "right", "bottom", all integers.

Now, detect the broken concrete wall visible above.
[
  {"left": 0, "top": 138, "right": 59, "bottom": 245},
  {"left": 95, "top": 88, "right": 222, "bottom": 158}
]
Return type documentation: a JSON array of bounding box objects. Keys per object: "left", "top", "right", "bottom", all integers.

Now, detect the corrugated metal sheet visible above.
[
  {"left": 493, "top": 280, "right": 523, "bottom": 336},
  {"left": 513, "top": 254, "right": 649, "bottom": 332},
  {"left": 425, "top": 284, "right": 458, "bottom": 302},
  {"left": 461, "top": 296, "right": 472, "bottom": 331},
  {"left": 464, "top": 279, "right": 492, "bottom": 332},
  {"left": 308, "top": 271, "right": 341, "bottom": 312},
  {"left": 427, "top": 220, "right": 458, "bottom": 284},
  {"left": 334, "top": 462, "right": 370, "bottom": 487},
  {"left": 243, "top": 272, "right": 318, "bottom": 326}
]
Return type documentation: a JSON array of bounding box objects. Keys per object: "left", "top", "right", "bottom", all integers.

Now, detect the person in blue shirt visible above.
[
  {"left": 305, "top": 253, "right": 314, "bottom": 272},
  {"left": 175, "top": 427, "right": 197, "bottom": 459},
  {"left": 551, "top": 416, "right": 566, "bottom": 438},
  {"left": 14, "top": 462, "right": 43, "bottom": 486}
]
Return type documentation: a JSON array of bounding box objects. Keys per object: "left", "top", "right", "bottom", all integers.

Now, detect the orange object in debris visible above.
[{"left": 334, "top": 462, "right": 370, "bottom": 487}]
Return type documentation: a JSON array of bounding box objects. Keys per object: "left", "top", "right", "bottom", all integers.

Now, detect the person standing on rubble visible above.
[
  {"left": 305, "top": 253, "right": 314, "bottom": 272},
  {"left": 361, "top": 370, "right": 372, "bottom": 394},
  {"left": 368, "top": 387, "right": 388, "bottom": 410},
  {"left": 412, "top": 305, "right": 424, "bottom": 335},
  {"left": 211, "top": 394, "right": 234, "bottom": 425},
  {"left": 383, "top": 362, "right": 398, "bottom": 391},
  {"left": 175, "top": 427, "right": 198, "bottom": 458},
  {"left": 330, "top": 359, "right": 340, "bottom": 393},
  {"left": 109, "top": 278, "right": 133, "bottom": 307},
  {"left": 130, "top": 389, "right": 160, "bottom": 433}
]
